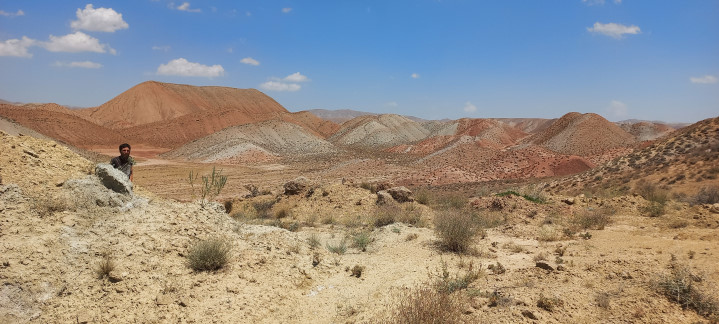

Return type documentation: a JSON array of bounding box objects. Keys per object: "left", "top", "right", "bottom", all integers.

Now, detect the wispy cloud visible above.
[
  {"left": 71, "top": 4, "right": 128, "bottom": 32},
  {"left": 385, "top": 101, "right": 398, "bottom": 107},
  {"left": 607, "top": 100, "right": 628, "bottom": 118},
  {"left": 463, "top": 101, "right": 477, "bottom": 113},
  {"left": 157, "top": 58, "right": 224, "bottom": 77},
  {"left": 240, "top": 57, "right": 260, "bottom": 66},
  {"left": 282, "top": 8, "right": 292, "bottom": 13},
  {"left": 174, "top": 2, "right": 201, "bottom": 13},
  {"left": 411, "top": 73, "right": 420, "bottom": 79},
  {"left": 0, "top": 9, "right": 24, "bottom": 17},
  {"left": 690, "top": 75, "right": 717, "bottom": 84},
  {"left": 587, "top": 22, "right": 640, "bottom": 39},
  {"left": 0, "top": 36, "right": 36, "bottom": 57},
  {"left": 54, "top": 61, "right": 102, "bottom": 69},
  {"left": 152, "top": 45, "right": 170, "bottom": 52},
  {"left": 42, "top": 32, "right": 116, "bottom": 54},
  {"left": 284, "top": 72, "right": 309, "bottom": 82},
  {"left": 582, "top": 0, "right": 622, "bottom": 5},
  {"left": 260, "top": 81, "right": 301, "bottom": 92}
]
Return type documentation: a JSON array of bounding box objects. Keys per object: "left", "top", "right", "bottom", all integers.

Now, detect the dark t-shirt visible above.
[{"left": 110, "top": 156, "right": 133, "bottom": 178}]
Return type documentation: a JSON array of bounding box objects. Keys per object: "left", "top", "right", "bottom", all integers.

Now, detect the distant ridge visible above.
[{"left": 81, "top": 81, "right": 288, "bottom": 129}]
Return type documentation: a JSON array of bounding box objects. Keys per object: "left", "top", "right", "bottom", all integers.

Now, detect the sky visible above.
[{"left": 1, "top": 1, "right": 717, "bottom": 123}]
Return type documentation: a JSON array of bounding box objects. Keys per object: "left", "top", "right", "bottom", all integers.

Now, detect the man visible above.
[{"left": 110, "top": 143, "right": 134, "bottom": 181}]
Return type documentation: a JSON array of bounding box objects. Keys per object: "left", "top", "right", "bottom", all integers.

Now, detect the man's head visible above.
[{"left": 119, "top": 143, "right": 131, "bottom": 159}]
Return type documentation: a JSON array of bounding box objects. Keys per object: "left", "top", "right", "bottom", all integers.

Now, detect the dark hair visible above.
[{"left": 119, "top": 143, "right": 131, "bottom": 151}]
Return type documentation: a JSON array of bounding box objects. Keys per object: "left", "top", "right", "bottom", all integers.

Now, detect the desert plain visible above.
[{"left": 1, "top": 81, "right": 718, "bottom": 323}]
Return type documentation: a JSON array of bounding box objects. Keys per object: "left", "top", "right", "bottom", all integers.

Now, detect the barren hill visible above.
[
  {"left": 161, "top": 119, "right": 337, "bottom": 163},
  {"left": 491, "top": 118, "right": 555, "bottom": 134},
  {"left": 526, "top": 112, "right": 636, "bottom": 157},
  {"left": 552, "top": 116, "right": 719, "bottom": 195},
  {"left": 307, "top": 109, "right": 376, "bottom": 124},
  {"left": 329, "top": 114, "right": 430, "bottom": 149},
  {"left": 80, "top": 81, "right": 288, "bottom": 129},
  {"left": 285, "top": 111, "right": 340, "bottom": 138},
  {"left": 0, "top": 104, "right": 127, "bottom": 147}
]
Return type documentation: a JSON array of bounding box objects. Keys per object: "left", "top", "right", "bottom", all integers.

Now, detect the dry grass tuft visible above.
[
  {"left": 653, "top": 262, "right": 719, "bottom": 319},
  {"left": 385, "top": 285, "right": 466, "bottom": 324},
  {"left": 95, "top": 253, "right": 115, "bottom": 280},
  {"left": 692, "top": 186, "right": 719, "bottom": 205},
  {"left": 186, "top": 237, "right": 231, "bottom": 272},
  {"left": 574, "top": 207, "right": 614, "bottom": 230},
  {"left": 434, "top": 209, "right": 481, "bottom": 253}
]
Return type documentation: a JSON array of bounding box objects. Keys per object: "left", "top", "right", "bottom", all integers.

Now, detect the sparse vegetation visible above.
[
  {"left": 414, "top": 188, "right": 431, "bottom": 205},
  {"left": 351, "top": 231, "right": 373, "bottom": 252},
  {"left": 434, "top": 194, "right": 468, "bottom": 210},
  {"left": 95, "top": 253, "right": 115, "bottom": 280},
  {"left": 326, "top": 240, "right": 348, "bottom": 255},
  {"left": 433, "top": 209, "right": 480, "bottom": 253},
  {"left": 537, "top": 294, "right": 564, "bottom": 312},
  {"left": 691, "top": 186, "right": 719, "bottom": 205},
  {"left": 252, "top": 199, "right": 277, "bottom": 219},
  {"left": 385, "top": 285, "right": 465, "bottom": 324},
  {"left": 435, "top": 261, "right": 482, "bottom": 294},
  {"left": 654, "top": 262, "right": 719, "bottom": 319},
  {"left": 350, "top": 265, "right": 364, "bottom": 278},
  {"left": 373, "top": 204, "right": 399, "bottom": 227},
  {"left": 191, "top": 166, "right": 229, "bottom": 208},
  {"left": 307, "top": 233, "right": 321, "bottom": 249},
  {"left": 186, "top": 237, "right": 231, "bottom": 272},
  {"left": 574, "top": 207, "right": 614, "bottom": 230}
]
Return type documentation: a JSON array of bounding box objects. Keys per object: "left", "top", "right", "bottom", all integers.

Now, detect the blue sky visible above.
[{"left": 1, "top": 1, "right": 717, "bottom": 123}]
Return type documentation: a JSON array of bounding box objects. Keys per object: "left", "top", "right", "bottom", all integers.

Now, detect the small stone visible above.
[
  {"left": 463, "top": 307, "right": 474, "bottom": 314},
  {"left": 156, "top": 295, "right": 173, "bottom": 305},
  {"left": 386, "top": 186, "right": 414, "bottom": 203},
  {"left": 376, "top": 191, "right": 393, "bottom": 205},
  {"left": 556, "top": 265, "right": 566, "bottom": 271},
  {"left": 562, "top": 198, "right": 575, "bottom": 205},
  {"left": 535, "top": 262, "right": 554, "bottom": 271},
  {"left": 108, "top": 271, "right": 123, "bottom": 283},
  {"left": 522, "top": 310, "right": 538, "bottom": 320},
  {"left": 77, "top": 311, "right": 92, "bottom": 323}
]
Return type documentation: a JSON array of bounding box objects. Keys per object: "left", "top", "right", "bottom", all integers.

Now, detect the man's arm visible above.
[{"left": 129, "top": 165, "right": 133, "bottom": 182}]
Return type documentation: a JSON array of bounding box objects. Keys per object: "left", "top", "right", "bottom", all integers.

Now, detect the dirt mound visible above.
[
  {"left": 161, "top": 119, "right": 337, "bottom": 163},
  {"left": 526, "top": 112, "right": 636, "bottom": 157},
  {"left": 329, "top": 114, "right": 430, "bottom": 149},
  {"left": 80, "top": 81, "right": 288, "bottom": 129},
  {"left": 618, "top": 121, "right": 675, "bottom": 141}
]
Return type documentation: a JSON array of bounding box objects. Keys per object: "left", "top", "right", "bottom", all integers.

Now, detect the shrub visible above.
[
  {"left": 641, "top": 201, "right": 666, "bottom": 217},
  {"left": 537, "top": 294, "right": 564, "bottom": 312},
  {"left": 386, "top": 286, "right": 465, "bottom": 324},
  {"left": 95, "top": 254, "right": 115, "bottom": 280},
  {"left": 574, "top": 207, "right": 614, "bottom": 230},
  {"left": 189, "top": 167, "right": 228, "bottom": 208},
  {"left": 692, "top": 186, "right": 719, "bottom": 205},
  {"left": 414, "top": 188, "right": 431, "bottom": 205},
  {"left": 252, "top": 200, "right": 276, "bottom": 219},
  {"left": 654, "top": 262, "right": 719, "bottom": 318},
  {"left": 434, "top": 209, "right": 480, "bottom": 253},
  {"left": 350, "top": 265, "right": 364, "bottom": 278},
  {"left": 373, "top": 204, "right": 400, "bottom": 227},
  {"left": 307, "top": 233, "right": 321, "bottom": 249},
  {"left": 223, "top": 200, "right": 233, "bottom": 214},
  {"left": 326, "top": 240, "right": 347, "bottom": 255},
  {"left": 635, "top": 180, "right": 668, "bottom": 204},
  {"left": 352, "top": 231, "right": 373, "bottom": 252},
  {"left": 186, "top": 238, "right": 231, "bottom": 271},
  {"left": 434, "top": 194, "right": 467, "bottom": 210}
]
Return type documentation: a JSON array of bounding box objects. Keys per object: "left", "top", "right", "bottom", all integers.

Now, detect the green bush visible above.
[
  {"left": 186, "top": 238, "right": 231, "bottom": 271},
  {"left": 352, "top": 231, "right": 373, "bottom": 252}
]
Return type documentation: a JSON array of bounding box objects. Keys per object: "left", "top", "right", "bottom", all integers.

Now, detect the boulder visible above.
[
  {"left": 95, "top": 163, "right": 133, "bottom": 195},
  {"left": 386, "top": 186, "right": 414, "bottom": 203},
  {"left": 284, "top": 176, "right": 309, "bottom": 195}
]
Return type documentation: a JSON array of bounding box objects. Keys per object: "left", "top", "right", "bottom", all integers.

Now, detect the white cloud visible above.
[
  {"left": 54, "top": 61, "right": 102, "bottom": 69},
  {"left": 587, "top": 22, "right": 641, "bottom": 39},
  {"left": 411, "top": 73, "right": 420, "bottom": 79},
  {"left": 241, "top": 57, "right": 260, "bottom": 66},
  {"left": 690, "top": 75, "right": 718, "bottom": 84},
  {"left": 157, "top": 58, "right": 224, "bottom": 77},
  {"left": 42, "top": 32, "right": 116, "bottom": 54},
  {"left": 176, "top": 2, "right": 201, "bottom": 13},
  {"left": 282, "top": 8, "right": 292, "bottom": 13},
  {"left": 607, "top": 100, "right": 628, "bottom": 118},
  {"left": 0, "top": 9, "right": 24, "bottom": 17},
  {"left": 152, "top": 45, "right": 170, "bottom": 52},
  {"left": 284, "top": 72, "right": 309, "bottom": 82},
  {"left": 582, "top": 0, "right": 606, "bottom": 5},
  {"left": 0, "top": 36, "right": 36, "bottom": 57},
  {"left": 614, "top": 0, "right": 622, "bottom": 3},
  {"left": 70, "top": 4, "right": 128, "bottom": 32},
  {"left": 463, "top": 101, "right": 477, "bottom": 113},
  {"left": 260, "top": 81, "right": 301, "bottom": 92},
  {"left": 385, "top": 101, "right": 398, "bottom": 107}
]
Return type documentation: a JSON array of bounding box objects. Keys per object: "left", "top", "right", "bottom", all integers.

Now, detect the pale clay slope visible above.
[
  {"left": 162, "top": 119, "right": 336, "bottom": 162},
  {"left": 329, "top": 114, "right": 431, "bottom": 148}
]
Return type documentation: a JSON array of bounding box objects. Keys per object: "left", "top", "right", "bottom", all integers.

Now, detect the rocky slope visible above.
[{"left": 329, "top": 114, "right": 430, "bottom": 149}]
